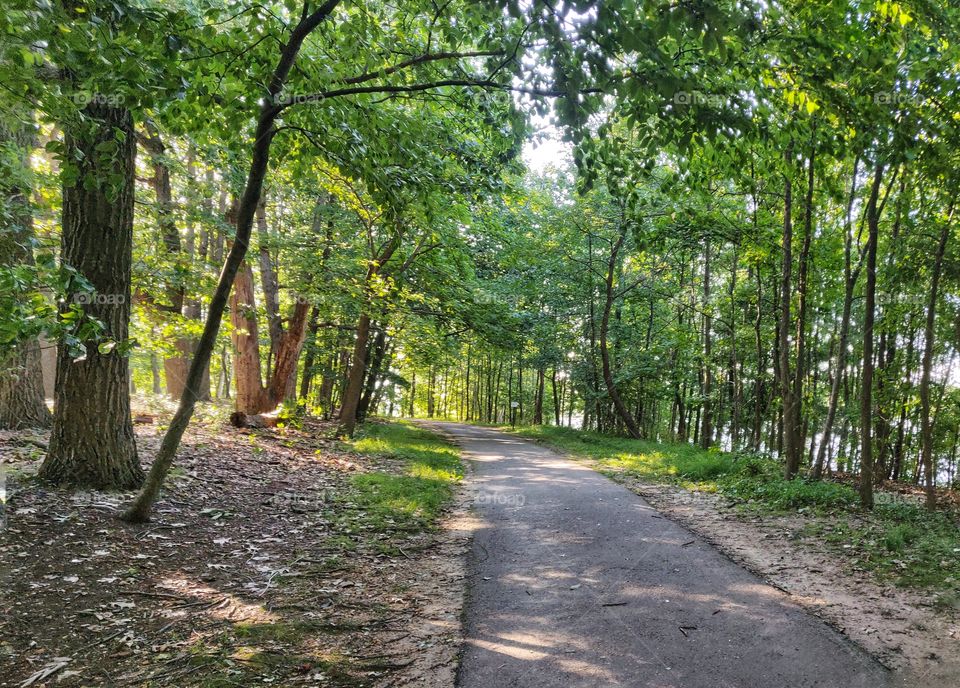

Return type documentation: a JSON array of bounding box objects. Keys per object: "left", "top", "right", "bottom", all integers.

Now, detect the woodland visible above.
[{"left": 3, "top": 0, "right": 960, "bottom": 686}]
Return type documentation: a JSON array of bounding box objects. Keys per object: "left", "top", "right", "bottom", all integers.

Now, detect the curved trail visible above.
[{"left": 429, "top": 422, "right": 892, "bottom": 688}]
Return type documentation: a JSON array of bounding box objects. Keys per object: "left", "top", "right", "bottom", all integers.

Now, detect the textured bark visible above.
[
  {"left": 338, "top": 313, "right": 371, "bottom": 436},
  {"left": 229, "top": 254, "right": 311, "bottom": 415},
  {"left": 40, "top": 104, "right": 142, "bottom": 489},
  {"left": 230, "top": 260, "right": 270, "bottom": 414},
  {"left": 0, "top": 112, "right": 50, "bottom": 429},
  {"left": 256, "top": 200, "right": 283, "bottom": 369}
]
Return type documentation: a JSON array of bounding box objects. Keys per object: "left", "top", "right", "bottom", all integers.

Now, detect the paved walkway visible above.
[{"left": 431, "top": 423, "right": 892, "bottom": 688}]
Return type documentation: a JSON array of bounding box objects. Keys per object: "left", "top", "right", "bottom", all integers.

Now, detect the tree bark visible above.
[
  {"left": 700, "top": 241, "right": 713, "bottom": 449},
  {"left": 790, "top": 146, "right": 815, "bottom": 471},
  {"left": 338, "top": 313, "right": 371, "bottom": 436},
  {"left": 40, "top": 103, "right": 142, "bottom": 489},
  {"left": 0, "top": 111, "right": 50, "bottom": 429}
]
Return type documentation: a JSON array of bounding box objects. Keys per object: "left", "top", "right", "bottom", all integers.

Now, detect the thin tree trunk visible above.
[
  {"left": 124, "top": 2, "right": 342, "bottom": 521},
  {"left": 600, "top": 220, "right": 641, "bottom": 439},
  {"left": 791, "top": 145, "right": 815, "bottom": 472},
  {"left": 859, "top": 163, "right": 886, "bottom": 509},
  {"left": 700, "top": 241, "right": 713, "bottom": 449},
  {"left": 919, "top": 204, "right": 952, "bottom": 510},
  {"left": 813, "top": 157, "right": 860, "bottom": 478}
]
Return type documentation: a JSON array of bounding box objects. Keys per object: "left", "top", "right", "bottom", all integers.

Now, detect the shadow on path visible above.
[{"left": 425, "top": 422, "right": 893, "bottom": 688}]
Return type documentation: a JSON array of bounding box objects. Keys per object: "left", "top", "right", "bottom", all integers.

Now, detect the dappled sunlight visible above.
[
  {"left": 157, "top": 574, "right": 281, "bottom": 625},
  {"left": 447, "top": 423, "right": 889, "bottom": 687}
]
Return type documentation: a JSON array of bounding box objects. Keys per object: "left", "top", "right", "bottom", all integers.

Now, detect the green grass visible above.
[
  {"left": 510, "top": 425, "right": 735, "bottom": 486},
  {"left": 508, "top": 424, "right": 960, "bottom": 593},
  {"left": 339, "top": 421, "right": 463, "bottom": 533}
]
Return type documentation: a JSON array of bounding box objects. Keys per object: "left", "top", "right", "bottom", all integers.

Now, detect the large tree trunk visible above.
[
  {"left": 40, "top": 103, "right": 142, "bottom": 489},
  {"left": 0, "top": 111, "right": 50, "bottom": 429},
  {"left": 256, "top": 200, "right": 283, "bottom": 373},
  {"left": 230, "top": 256, "right": 311, "bottom": 415}
]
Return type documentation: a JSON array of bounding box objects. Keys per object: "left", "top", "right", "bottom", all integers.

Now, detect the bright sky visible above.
[{"left": 522, "top": 126, "right": 573, "bottom": 173}]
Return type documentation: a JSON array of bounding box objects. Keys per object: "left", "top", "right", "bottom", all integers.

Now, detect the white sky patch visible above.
[{"left": 522, "top": 125, "right": 572, "bottom": 173}]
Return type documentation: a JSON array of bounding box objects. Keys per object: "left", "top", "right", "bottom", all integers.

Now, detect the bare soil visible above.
[{"left": 0, "top": 416, "right": 469, "bottom": 687}]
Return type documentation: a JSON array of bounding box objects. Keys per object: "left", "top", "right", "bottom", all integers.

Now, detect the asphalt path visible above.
[{"left": 429, "top": 422, "right": 892, "bottom": 688}]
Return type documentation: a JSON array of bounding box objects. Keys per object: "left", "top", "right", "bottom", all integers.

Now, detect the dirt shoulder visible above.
[
  {"left": 0, "top": 417, "right": 470, "bottom": 687},
  {"left": 599, "top": 469, "right": 960, "bottom": 687}
]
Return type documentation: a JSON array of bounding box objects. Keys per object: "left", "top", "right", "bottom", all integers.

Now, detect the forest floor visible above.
[
  {"left": 0, "top": 407, "right": 472, "bottom": 688},
  {"left": 512, "top": 425, "right": 960, "bottom": 687}
]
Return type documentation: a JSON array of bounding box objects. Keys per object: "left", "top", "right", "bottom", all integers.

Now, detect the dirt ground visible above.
[
  {"left": 602, "top": 471, "right": 960, "bottom": 687},
  {"left": 0, "top": 416, "right": 470, "bottom": 687}
]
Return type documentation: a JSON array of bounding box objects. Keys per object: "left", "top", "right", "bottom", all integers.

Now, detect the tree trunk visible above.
[
  {"left": 338, "top": 313, "right": 371, "bottom": 436},
  {"left": 0, "top": 111, "right": 50, "bottom": 429},
  {"left": 533, "top": 367, "right": 545, "bottom": 424},
  {"left": 41, "top": 103, "right": 142, "bottom": 489},
  {"left": 790, "top": 145, "right": 815, "bottom": 471},
  {"left": 230, "top": 259, "right": 270, "bottom": 414},
  {"left": 813, "top": 157, "right": 860, "bottom": 478},
  {"left": 357, "top": 324, "right": 388, "bottom": 422},
  {"left": 600, "top": 221, "right": 641, "bottom": 439},
  {"left": 700, "top": 241, "right": 713, "bottom": 449},
  {"left": 780, "top": 146, "right": 800, "bottom": 477},
  {"left": 919, "top": 205, "right": 951, "bottom": 510},
  {"left": 859, "top": 163, "right": 886, "bottom": 509}
]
